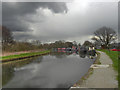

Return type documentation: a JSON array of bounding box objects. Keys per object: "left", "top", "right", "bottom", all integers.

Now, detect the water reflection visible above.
[
  {"left": 50, "top": 52, "right": 68, "bottom": 59},
  {"left": 78, "top": 51, "right": 96, "bottom": 59},
  {"left": 79, "top": 53, "right": 86, "bottom": 58},
  {"left": 3, "top": 52, "right": 96, "bottom": 88},
  {"left": 2, "top": 57, "right": 43, "bottom": 86},
  {"left": 52, "top": 51, "right": 96, "bottom": 59}
]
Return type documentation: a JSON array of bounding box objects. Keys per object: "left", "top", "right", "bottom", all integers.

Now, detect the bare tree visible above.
[
  {"left": 92, "top": 26, "right": 117, "bottom": 49},
  {"left": 32, "top": 40, "right": 41, "bottom": 46},
  {"left": 1, "top": 26, "right": 14, "bottom": 45},
  {"left": 73, "top": 41, "right": 77, "bottom": 47},
  {"left": 83, "top": 40, "right": 93, "bottom": 47}
]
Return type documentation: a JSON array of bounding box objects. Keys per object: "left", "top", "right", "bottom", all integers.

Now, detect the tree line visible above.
[
  {"left": 1, "top": 26, "right": 75, "bottom": 52},
  {"left": 1, "top": 25, "right": 118, "bottom": 52}
]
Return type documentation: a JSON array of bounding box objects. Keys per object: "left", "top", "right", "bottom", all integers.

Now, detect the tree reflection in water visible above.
[
  {"left": 79, "top": 53, "right": 86, "bottom": 58},
  {"left": 2, "top": 56, "right": 43, "bottom": 86},
  {"left": 78, "top": 51, "right": 96, "bottom": 59},
  {"left": 51, "top": 51, "right": 96, "bottom": 59},
  {"left": 50, "top": 52, "right": 73, "bottom": 59}
]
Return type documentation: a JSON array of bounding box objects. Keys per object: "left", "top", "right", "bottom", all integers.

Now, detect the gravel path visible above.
[{"left": 71, "top": 51, "right": 118, "bottom": 88}]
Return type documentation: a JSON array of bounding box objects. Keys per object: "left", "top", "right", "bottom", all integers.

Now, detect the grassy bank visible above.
[{"left": 0, "top": 50, "right": 50, "bottom": 62}]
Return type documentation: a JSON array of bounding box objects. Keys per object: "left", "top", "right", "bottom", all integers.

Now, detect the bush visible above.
[{"left": 2, "top": 41, "right": 42, "bottom": 52}]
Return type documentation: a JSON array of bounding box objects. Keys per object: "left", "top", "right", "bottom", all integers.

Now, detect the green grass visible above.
[{"left": 0, "top": 50, "right": 50, "bottom": 61}]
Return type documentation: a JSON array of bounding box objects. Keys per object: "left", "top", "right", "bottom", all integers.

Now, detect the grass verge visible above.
[{"left": 0, "top": 50, "right": 50, "bottom": 62}]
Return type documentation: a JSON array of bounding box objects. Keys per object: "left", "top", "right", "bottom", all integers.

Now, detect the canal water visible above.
[{"left": 2, "top": 52, "right": 96, "bottom": 88}]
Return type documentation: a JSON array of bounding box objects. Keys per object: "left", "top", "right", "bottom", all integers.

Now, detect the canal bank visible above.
[
  {"left": 71, "top": 51, "right": 118, "bottom": 88},
  {"left": 0, "top": 50, "right": 50, "bottom": 63}
]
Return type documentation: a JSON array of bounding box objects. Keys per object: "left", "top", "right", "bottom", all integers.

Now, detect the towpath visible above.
[{"left": 71, "top": 51, "right": 118, "bottom": 89}]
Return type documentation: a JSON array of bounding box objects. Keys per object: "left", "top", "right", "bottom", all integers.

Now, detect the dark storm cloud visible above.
[
  {"left": 2, "top": 1, "right": 118, "bottom": 43},
  {"left": 2, "top": 2, "right": 68, "bottom": 32}
]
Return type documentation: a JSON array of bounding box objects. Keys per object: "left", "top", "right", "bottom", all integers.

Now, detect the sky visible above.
[{"left": 2, "top": 0, "right": 118, "bottom": 44}]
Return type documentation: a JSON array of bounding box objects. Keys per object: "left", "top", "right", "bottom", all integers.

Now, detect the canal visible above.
[{"left": 2, "top": 52, "right": 96, "bottom": 88}]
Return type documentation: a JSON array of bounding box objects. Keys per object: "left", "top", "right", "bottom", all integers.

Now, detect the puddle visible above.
[{"left": 90, "top": 64, "right": 109, "bottom": 68}]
